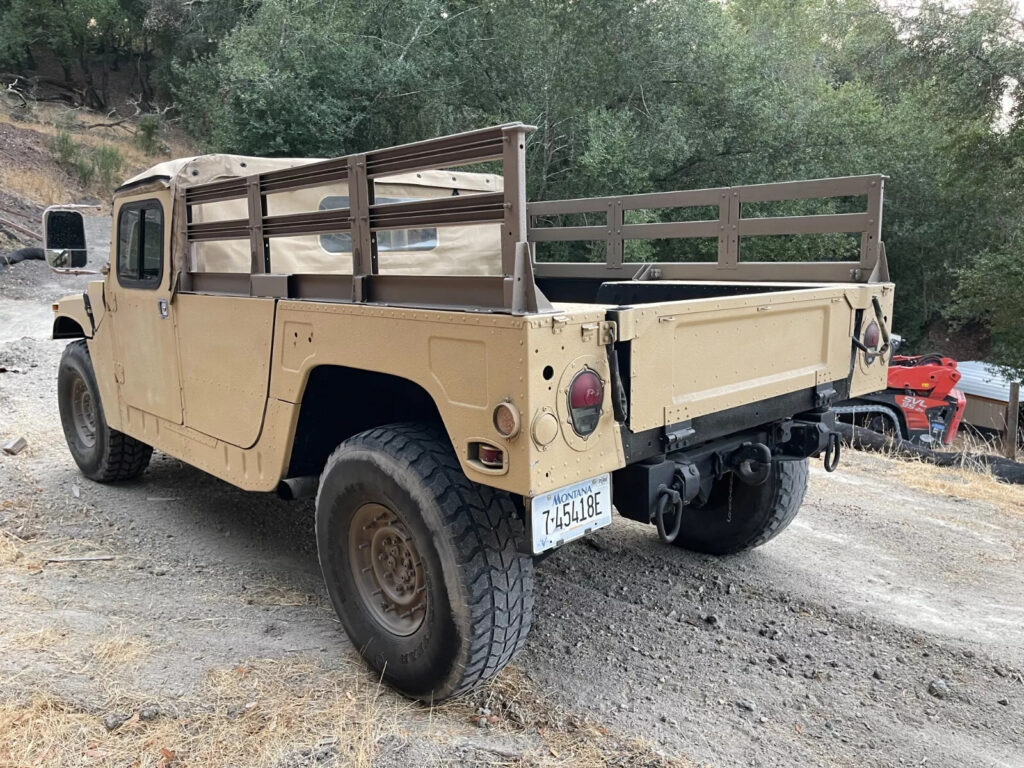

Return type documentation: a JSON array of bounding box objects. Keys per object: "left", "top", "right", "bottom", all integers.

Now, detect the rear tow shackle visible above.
[
  {"left": 778, "top": 412, "right": 842, "bottom": 472},
  {"left": 654, "top": 484, "right": 683, "bottom": 543},
  {"left": 652, "top": 464, "right": 700, "bottom": 544},
  {"left": 823, "top": 432, "right": 841, "bottom": 472}
]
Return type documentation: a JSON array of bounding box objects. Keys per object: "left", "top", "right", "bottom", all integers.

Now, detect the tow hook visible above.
[
  {"left": 823, "top": 432, "right": 841, "bottom": 472},
  {"left": 654, "top": 484, "right": 684, "bottom": 544},
  {"left": 652, "top": 463, "right": 700, "bottom": 544}
]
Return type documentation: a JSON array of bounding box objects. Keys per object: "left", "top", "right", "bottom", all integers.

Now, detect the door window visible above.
[{"left": 117, "top": 200, "right": 164, "bottom": 288}]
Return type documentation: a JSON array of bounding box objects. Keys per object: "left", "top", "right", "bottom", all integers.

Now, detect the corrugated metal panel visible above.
[{"left": 955, "top": 361, "right": 1014, "bottom": 403}]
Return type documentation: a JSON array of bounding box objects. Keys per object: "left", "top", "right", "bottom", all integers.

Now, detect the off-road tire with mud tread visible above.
[
  {"left": 57, "top": 340, "right": 152, "bottom": 482},
  {"left": 315, "top": 423, "right": 533, "bottom": 701},
  {"left": 671, "top": 459, "right": 808, "bottom": 555}
]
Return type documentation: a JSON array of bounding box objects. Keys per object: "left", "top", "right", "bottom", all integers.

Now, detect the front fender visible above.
[{"left": 53, "top": 293, "right": 93, "bottom": 339}]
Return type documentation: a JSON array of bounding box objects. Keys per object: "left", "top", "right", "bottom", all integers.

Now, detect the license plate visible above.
[{"left": 530, "top": 474, "right": 612, "bottom": 554}]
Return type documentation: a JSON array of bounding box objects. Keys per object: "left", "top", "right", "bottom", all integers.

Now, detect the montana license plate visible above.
[{"left": 530, "top": 474, "right": 612, "bottom": 553}]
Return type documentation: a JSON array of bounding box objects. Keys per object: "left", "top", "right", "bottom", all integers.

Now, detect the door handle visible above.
[{"left": 157, "top": 298, "right": 168, "bottom": 319}]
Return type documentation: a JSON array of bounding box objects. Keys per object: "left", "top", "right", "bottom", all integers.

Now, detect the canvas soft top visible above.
[
  {"left": 116, "top": 154, "right": 502, "bottom": 196},
  {"left": 114, "top": 152, "right": 506, "bottom": 282}
]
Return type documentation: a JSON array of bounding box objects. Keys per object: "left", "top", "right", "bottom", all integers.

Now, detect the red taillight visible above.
[
  {"left": 568, "top": 369, "right": 603, "bottom": 436},
  {"left": 864, "top": 321, "right": 880, "bottom": 350},
  {"left": 477, "top": 444, "right": 504, "bottom": 468}
]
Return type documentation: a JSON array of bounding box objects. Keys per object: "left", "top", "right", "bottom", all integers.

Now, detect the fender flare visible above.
[{"left": 52, "top": 293, "right": 93, "bottom": 339}]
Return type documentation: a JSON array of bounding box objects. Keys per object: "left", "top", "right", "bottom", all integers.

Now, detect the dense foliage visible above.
[{"left": 2, "top": 0, "right": 1022, "bottom": 366}]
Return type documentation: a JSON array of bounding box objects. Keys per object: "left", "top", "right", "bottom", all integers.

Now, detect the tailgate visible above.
[{"left": 622, "top": 286, "right": 859, "bottom": 432}]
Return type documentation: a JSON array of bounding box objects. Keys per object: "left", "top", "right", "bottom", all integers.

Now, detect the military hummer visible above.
[{"left": 46, "top": 123, "right": 893, "bottom": 700}]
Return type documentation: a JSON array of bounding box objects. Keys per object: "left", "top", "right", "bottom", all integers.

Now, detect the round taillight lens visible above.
[
  {"left": 493, "top": 401, "right": 521, "bottom": 438},
  {"left": 864, "top": 321, "right": 881, "bottom": 350},
  {"left": 568, "top": 369, "right": 603, "bottom": 436}
]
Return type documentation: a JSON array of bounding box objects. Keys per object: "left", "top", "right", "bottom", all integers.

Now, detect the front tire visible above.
[
  {"left": 315, "top": 423, "right": 533, "bottom": 701},
  {"left": 671, "top": 459, "right": 808, "bottom": 555},
  {"left": 57, "top": 340, "right": 152, "bottom": 482}
]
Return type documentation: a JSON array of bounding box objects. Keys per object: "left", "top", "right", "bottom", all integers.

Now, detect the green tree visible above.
[{"left": 6, "top": 0, "right": 1024, "bottom": 368}]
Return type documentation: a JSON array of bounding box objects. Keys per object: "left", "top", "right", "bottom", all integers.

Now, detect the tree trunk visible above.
[
  {"left": 100, "top": 39, "right": 112, "bottom": 107},
  {"left": 137, "top": 52, "right": 155, "bottom": 107},
  {"left": 836, "top": 423, "right": 1024, "bottom": 485},
  {"left": 78, "top": 41, "right": 104, "bottom": 110}
]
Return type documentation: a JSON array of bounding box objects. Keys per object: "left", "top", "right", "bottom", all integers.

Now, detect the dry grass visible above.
[
  {"left": 888, "top": 459, "right": 1024, "bottom": 514},
  {"left": 3, "top": 497, "right": 117, "bottom": 576},
  {"left": 947, "top": 429, "right": 1004, "bottom": 456},
  {"left": 449, "top": 668, "right": 689, "bottom": 767},
  {"left": 0, "top": 102, "right": 194, "bottom": 208},
  {"left": 0, "top": 104, "right": 191, "bottom": 163},
  {"left": 0, "top": 655, "right": 686, "bottom": 768},
  {"left": 843, "top": 445, "right": 1024, "bottom": 515},
  {"left": 244, "top": 585, "right": 318, "bottom": 608},
  {"left": 90, "top": 629, "right": 149, "bottom": 668},
  {"left": 8, "top": 627, "right": 68, "bottom": 652},
  {"left": 0, "top": 518, "right": 42, "bottom": 572},
  {"left": 0, "top": 659, "right": 407, "bottom": 768},
  {"left": 0, "top": 529, "right": 23, "bottom": 565},
  {"left": 0, "top": 165, "right": 69, "bottom": 207}
]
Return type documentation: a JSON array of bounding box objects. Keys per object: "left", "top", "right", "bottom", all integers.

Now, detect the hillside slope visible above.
[{"left": 0, "top": 101, "right": 192, "bottom": 255}]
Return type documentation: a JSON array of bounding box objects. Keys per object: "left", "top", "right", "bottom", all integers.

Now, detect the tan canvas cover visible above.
[{"left": 117, "top": 155, "right": 504, "bottom": 281}]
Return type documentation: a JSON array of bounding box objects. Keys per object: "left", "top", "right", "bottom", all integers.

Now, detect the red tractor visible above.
[{"left": 836, "top": 355, "right": 966, "bottom": 447}]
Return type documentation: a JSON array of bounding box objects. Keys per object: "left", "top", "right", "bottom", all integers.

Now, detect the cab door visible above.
[{"left": 107, "top": 194, "right": 183, "bottom": 424}]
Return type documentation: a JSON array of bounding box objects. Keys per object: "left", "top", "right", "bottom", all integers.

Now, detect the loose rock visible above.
[
  {"left": 102, "top": 713, "right": 127, "bottom": 732},
  {"left": 2, "top": 435, "right": 27, "bottom": 455}
]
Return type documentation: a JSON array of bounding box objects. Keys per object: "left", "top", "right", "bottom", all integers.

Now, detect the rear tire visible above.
[
  {"left": 315, "top": 423, "right": 533, "bottom": 701},
  {"left": 671, "top": 459, "right": 808, "bottom": 555},
  {"left": 57, "top": 340, "right": 152, "bottom": 482}
]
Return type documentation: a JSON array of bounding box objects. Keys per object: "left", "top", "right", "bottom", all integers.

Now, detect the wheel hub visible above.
[
  {"left": 71, "top": 375, "right": 97, "bottom": 448},
  {"left": 349, "top": 503, "right": 426, "bottom": 636}
]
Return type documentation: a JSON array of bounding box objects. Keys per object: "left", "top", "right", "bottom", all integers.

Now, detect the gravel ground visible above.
[{"left": 1, "top": 217, "right": 1022, "bottom": 767}]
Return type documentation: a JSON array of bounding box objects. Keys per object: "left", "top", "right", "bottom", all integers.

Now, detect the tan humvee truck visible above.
[{"left": 46, "top": 123, "right": 894, "bottom": 701}]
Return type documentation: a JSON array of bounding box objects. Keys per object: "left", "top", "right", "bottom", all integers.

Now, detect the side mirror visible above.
[{"left": 43, "top": 207, "right": 89, "bottom": 269}]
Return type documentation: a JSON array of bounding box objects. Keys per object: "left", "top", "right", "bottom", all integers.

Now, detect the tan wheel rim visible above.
[
  {"left": 349, "top": 503, "right": 427, "bottom": 636},
  {"left": 70, "top": 375, "right": 97, "bottom": 448}
]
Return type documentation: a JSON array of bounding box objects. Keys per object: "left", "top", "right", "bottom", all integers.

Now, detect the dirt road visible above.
[{"left": 1, "top": 227, "right": 1022, "bottom": 767}]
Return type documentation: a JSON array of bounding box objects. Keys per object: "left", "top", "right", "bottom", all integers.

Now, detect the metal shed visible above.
[{"left": 955, "top": 361, "right": 1018, "bottom": 433}]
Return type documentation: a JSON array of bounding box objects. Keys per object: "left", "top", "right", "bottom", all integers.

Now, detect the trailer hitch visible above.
[{"left": 728, "top": 442, "right": 772, "bottom": 486}]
